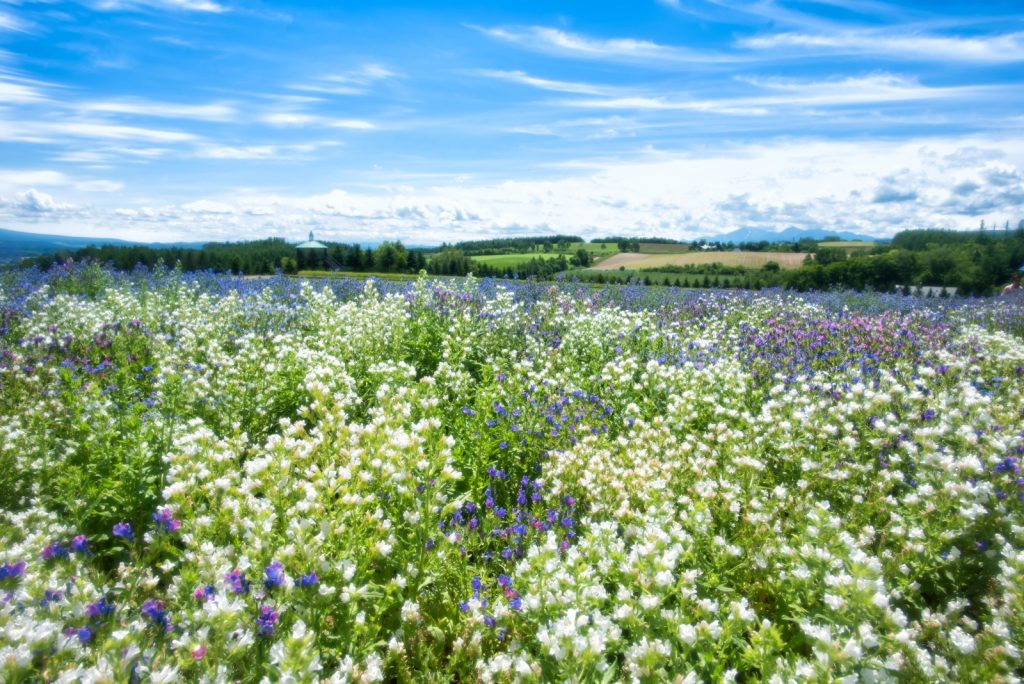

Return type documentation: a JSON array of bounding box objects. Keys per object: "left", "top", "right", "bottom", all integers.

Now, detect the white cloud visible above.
[
  {"left": 0, "top": 170, "right": 71, "bottom": 189},
  {"left": 329, "top": 119, "right": 375, "bottom": 130},
  {"left": 260, "top": 112, "right": 375, "bottom": 129},
  {"left": 0, "top": 168, "right": 124, "bottom": 197},
  {"left": 471, "top": 25, "right": 732, "bottom": 64},
  {"left": 0, "top": 189, "right": 81, "bottom": 217},
  {"left": 0, "top": 10, "right": 30, "bottom": 32},
  {"left": 561, "top": 74, "right": 986, "bottom": 114},
  {"left": 475, "top": 69, "right": 623, "bottom": 96},
  {"left": 80, "top": 99, "right": 237, "bottom": 121},
  {"left": 194, "top": 144, "right": 281, "bottom": 160},
  {"left": 0, "top": 120, "right": 197, "bottom": 143},
  {"left": 261, "top": 112, "right": 319, "bottom": 126},
  {"left": 19, "top": 135, "right": 1021, "bottom": 244},
  {"left": 194, "top": 140, "right": 339, "bottom": 159},
  {"left": 0, "top": 71, "right": 50, "bottom": 103},
  {"left": 739, "top": 30, "right": 1024, "bottom": 63},
  {"left": 90, "top": 0, "right": 227, "bottom": 13},
  {"left": 290, "top": 64, "right": 397, "bottom": 96}
]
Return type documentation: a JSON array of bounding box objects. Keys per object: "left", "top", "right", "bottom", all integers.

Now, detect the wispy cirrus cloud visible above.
[
  {"left": 194, "top": 140, "right": 340, "bottom": 160},
  {"left": 0, "top": 10, "right": 31, "bottom": 33},
  {"left": 739, "top": 30, "right": 1024, "bottom": 63},
  {"left": 471, "top": 24, "right": 735, "bottom": 64},
  {"left": 474, "top": 69, "right": 624, "bottom": 96},
  {"left": 289, "top": 63, "right": 397, "bottom": 96},
  {"left": 0, "top": 169, "right": 122, "bottom": 195},
  {"left": 561, "top": 74, "right": 990, "bottom": 115},
  {"left": 0, "top": 67, "right": 53, "bottom": 104},
  {"left": 259, "top": 112, "right": 376, "bottom": 129},
  {"left": 88, "top": 0, "right": 227, "bottom": 14},
  {"left": 0, "top": 119, "right": 198, "bottom": 143},
  {"left": 79, "top": 99, "right": 238, "bottom": 121}
]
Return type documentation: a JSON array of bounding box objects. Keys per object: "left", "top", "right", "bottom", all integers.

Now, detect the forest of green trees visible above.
[
  {"left": 18, "top": 224, "right": 1024, "bottom": 296},
  {"left": 781, "top": 227, "right": 1024, "bottom": 295}
]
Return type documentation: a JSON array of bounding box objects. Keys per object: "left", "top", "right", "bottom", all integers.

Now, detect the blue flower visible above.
[
  {"left": 263, "top": 561, "right": 286, "bottom": 589},
  {"left": 226, "top": 568, "right": 250, "bottom": 594},
  {"left": 152, "top": 508, "right": 181, "bottom": 534},
  {"left": 112, "top": 522, "right": 133, "bottom": 541},
  {"left": 86, "top": 597, "right": 115, "bottom": 619},
  {"left": 141, "top": 598, "right": 170, "bottom": 630},
  {"left": 41, "top": 542, "right": 69, "bottom": 560},
  {"left": 256, "top": 605, "right": 280, "bottom": 637},
  {"left": 299, "top": 571, "right": 319, "bottom": 588},
  {"left": 70, "top": 535, "right": 89, "bottom": 555},
  {"left": 0, "top": 560, "right": 25, "bottom": 581}
]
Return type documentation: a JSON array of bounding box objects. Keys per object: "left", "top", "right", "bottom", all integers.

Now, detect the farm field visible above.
[
  {"left": 2, "top": 263, "right": 1024, "bottom": 682},
  {"left": 470, "top": 252, "right": 570, "bottom": 269},
  {"left": 818, "top": 241, "right": 877, "bottom": 249},
  {"left": 593, "top": 250, "right": 807, "bottom": 271},
  {"left": 636, "top": 242, "right": 690, "bottom": 254},
  {"left": 819, "top": 241, "right": 878, "bottom": 254},
  {"left": 577, "top": 269, "right": 747, "bottom": 287},
  {"left": 593, "top": 250, "right": 806, "bottom": 272}
]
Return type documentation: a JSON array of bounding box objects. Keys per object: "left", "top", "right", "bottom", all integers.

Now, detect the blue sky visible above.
[{"left": 1, "top": 0, "right": 1022, "bottom": 243}]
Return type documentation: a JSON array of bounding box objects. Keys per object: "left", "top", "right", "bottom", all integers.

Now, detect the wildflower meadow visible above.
[{"left": 3, "top": 262, "right": 1024, "bottom": 683}]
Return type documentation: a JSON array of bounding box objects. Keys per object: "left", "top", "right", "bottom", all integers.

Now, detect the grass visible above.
[
  {"left": 637, "top": 243, "right": 689, "bottom": 254},
  {"left": 591, "top": 251, "right": 807, "bottom": 271},
  {"left": 819, "top": 241, "right": 876, "bottom": 250},
  {"left": 577, "top": 268, "right": 748, "bottom": 287},
  {"left": 470, "top": 253, "right": 567, "bottom": 268}
]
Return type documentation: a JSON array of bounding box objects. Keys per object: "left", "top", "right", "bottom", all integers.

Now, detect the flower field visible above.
[{"left": 3, "top": 263, "right": 1024, "bottom": 682}]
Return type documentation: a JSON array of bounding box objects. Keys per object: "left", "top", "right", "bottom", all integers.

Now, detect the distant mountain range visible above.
[
  {"left": 0, "top": 227, "right": 204, "bottom": 263},
  {"left": 699, "top": 227, "right": 881, "bottom": 244}
]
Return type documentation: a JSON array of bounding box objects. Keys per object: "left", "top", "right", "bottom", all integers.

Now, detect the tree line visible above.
[
  {"left": 781, "top": 227, "right": 1024, "bottom": 295},
  {"left": 25, "top": 239, "right": 431, "bottom": 276}
]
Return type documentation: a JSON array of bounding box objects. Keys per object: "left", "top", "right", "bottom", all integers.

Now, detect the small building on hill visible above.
[{"left": 296, "top": 231, "right": 328, "bottom": 269}]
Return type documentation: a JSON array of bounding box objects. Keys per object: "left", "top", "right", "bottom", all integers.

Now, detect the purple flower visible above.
[
  {"left": 152, "top": 507, "right": 182, "bottom": 534},
  {"left": 263, "top": 561, "right": 286, "bottom": 589},
  {"left": 141, "top": 598, "right": 169, "bottom": 629},
  {"left": 255, "top": 605, "right": 280, "bottom": 637},
  {"left": 194, "top": 584, "right": 216, "bottom": 602},
  {"left": 509, "top": 597, "right": 522, "bottom": 611},
  {"left": 70, "top": 535, "right": 89, "bottom": 555},
  {"left": 41, "top": 542, "right": 69, "bottom": 561},
  {"left": 86, "top": 597, "right": 115, "bottom": 619},
  {"left": 299, "top": 571, "right": 319, "bottom": 588},
  {"left": 77, "top": 626, "right": 93, "bottom": 644},
  {"left": 112, "top": 522, "right": 133, "bottom": 541},
  {"left": 0, "top": 560, "right": 26, "bottom": 581},
  {"left": 226, "top": 568, "right": 250, "bottom": 594}
]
